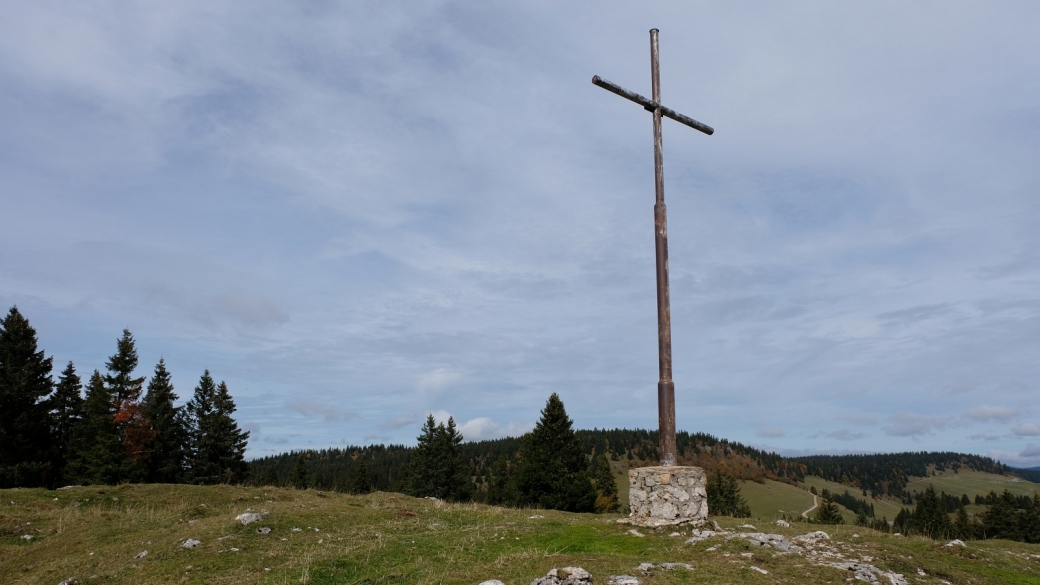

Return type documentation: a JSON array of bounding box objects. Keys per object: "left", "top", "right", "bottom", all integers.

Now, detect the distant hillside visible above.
[
  {"left": 248, "top": 429, "right": 1026, "bottom": 500},
  {"left": 1012, "top": 467, "right": 1040, "bottom": 483}
]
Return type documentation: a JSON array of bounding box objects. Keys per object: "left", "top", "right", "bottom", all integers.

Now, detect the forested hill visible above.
[
  {"left": 248, "top": 428, "right": 1021, "bottom": 498},
  {"left": 790, "top": 452, "right": 1010, "bottom": 497}
]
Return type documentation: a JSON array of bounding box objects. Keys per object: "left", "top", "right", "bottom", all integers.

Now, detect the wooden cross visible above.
[{"left": 592, "top": 29, "right": 714, "bottom": 467}]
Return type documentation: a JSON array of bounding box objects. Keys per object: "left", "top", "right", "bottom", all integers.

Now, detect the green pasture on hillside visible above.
[{"left": 4, "top": 484, "right": 1040, "bottom": 585}]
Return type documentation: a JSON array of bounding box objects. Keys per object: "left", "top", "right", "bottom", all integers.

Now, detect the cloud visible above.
[
  {"left": 882, "top": 412, "right": 953, "bottom": 437},
  {"left": 457, "top": 417, "right": 532, "bottom": 441},
  {"left": 1012, "top": 423, "right": 1040, "bottom": 437},
  {"left": 418, "top": 369, "right": 463, "bottom": 392},
  {"left": 965, "top": 406, "right": 1017, "bottom": 423},
  {"left": 969, "top": 433, "right": 1001, "bottom": 441},
  {"left": 825, "top": 429, "right": 867, "bottom": 441},
  {"left": 378, "top": 415, "right": 419, "bottom": 431},
  {"left": 840, "top": 414, "right": 878, "bottom": 426},
  {"left": 287, "top": 401, "right": 361, "bottom": 423},
  {"left": 756, "top": 427, "right": 785, "bottom": 438},
  {"left": 1021, "top": 443, "right": 1040, "bottom": 458}
]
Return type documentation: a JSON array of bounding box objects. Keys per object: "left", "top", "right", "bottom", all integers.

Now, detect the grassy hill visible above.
[{"left": 4, "top": 484, "right": 1040, "bottom": 585}]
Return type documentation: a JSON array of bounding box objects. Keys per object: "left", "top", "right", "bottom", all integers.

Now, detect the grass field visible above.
[{"left": 4, "top": 484, "right": 1040, "bottom": 585}]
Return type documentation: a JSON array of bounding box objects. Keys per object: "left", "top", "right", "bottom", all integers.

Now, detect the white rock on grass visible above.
[
  {"left": 134, "top": 550, "right": 148, "bottom": 559},
  {"left": 627, "top": 529, "right": 645, "bottom": 537},
  {"left": 256, "top": 527, "right": 272, "bottom": 534},
  {"left": 478, "top": 581, "right": 506, "bottom": 585},
  {"left": 235, "top": 512, "right": 263, "bottom": 525},
  {"left": 58, "top": 578, "right": 79, "bottom": 585},
  {"left": 530, "top": 566, "right": 593, "bottom": 585},
  {"left": 775, "top": 519, "right": 791, "bottom": 527},
  {"left": 21, "top": 534, "right": 33, "bottom": 540},
  {"left": 608, "top": 576, "right": 641, "bottom": 585},
  {"left": 182, "top": 539, "right": 201, "bottom": 549},
  {"left": 944, "top": 539, "right": 966, "bottom": 547},
  {"left": 750, "top": 566, "right": 768, "bottom": 575}
]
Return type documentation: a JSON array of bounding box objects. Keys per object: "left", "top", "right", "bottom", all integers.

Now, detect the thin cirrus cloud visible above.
[
  {"left": 964, "top": 406, "right": 1018, "bottom": 423},
  {"left": 882, "top": 412, "right": 954, "bottom": 438},
  {"left": 287, "top": 401, "right": 361, "bottom": 423}
]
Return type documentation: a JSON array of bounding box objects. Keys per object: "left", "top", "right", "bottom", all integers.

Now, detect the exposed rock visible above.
[
  {"left": 749, "top": 566, "right": 768, "bottom": 574},
  {"left": 657, "top": 562, "right": 693, "bottom": 571},
  {"left": 256, "top": 527, "right": 272, "bottom": 534},
  {"left": 775, "top": 519, "right": 790, "bottom": 527},
  {"left": 134, "top": 550, "right": 148, "bottom": 559},
  {"left": 182, "top": 539, "right": 201, "bottom": 549},
  {"left": 58, "top": 578, "right": 79, "bottom": 585},
  {"left": 824, "top": 561, "right": 907, "bottom": 585},
  {"left": 235, "top": 512, "right": 262, "bottom": 525},
  {"left": 21, "top": 534, "right": 33, "bottom": 540},
  {"left": 608, "top": 576, "right": 640, "bottom": 585},
  {"left": 530, "top": 566, "right": 593, "bottom": 585},
  {"left": 627, "top": 466, "right": 707, "bottom": 527},
  {"left": 528, "top": 515, "right": 545, "bottom": 519},
  {"left": 944, "top": 539, "right": 966, "bottom": 547},
  {"left": 636, "top": 563, "right": 654, "bottom": 575},
  {"left": 730, "top": 532, "right": 803, "bottom": 553},
  {"left": 683, "top": 529, "right": 717, "bottom": 544},
  {"left": 739, "top": 524, "right": 757, "bottom": 529},
  {"left": 627, "top": 529, "right": 645, "bottom": 537},
  {"left": 479, "top": 581, "right": 506, "bottom": 585}
]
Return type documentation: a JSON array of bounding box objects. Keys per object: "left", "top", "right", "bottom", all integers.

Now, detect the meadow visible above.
[{"left": 3, "top": 482, "right": 1040, "bottom": 585}]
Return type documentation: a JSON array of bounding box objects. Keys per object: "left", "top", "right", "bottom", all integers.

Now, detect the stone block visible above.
[{"left": 628, "top": 466, "right": 707, "bottom": 527}]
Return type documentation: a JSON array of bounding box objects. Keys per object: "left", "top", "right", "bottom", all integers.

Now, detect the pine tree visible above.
[
  {"left": 104, "top": 330, "right": 152, "bottom": 472},
  {"left": 409, "top": 415, "right": 442, "bottom": 497},
  {"left": 65, "top": 371, "right": 137, "bottom": 485},
  {"left": 513, "top": 393, "right": 596, "bottom": 512},
  {"left": 980, "top": 489, "right": 1023, "bottom": 541},
  {"left": 953, "top": 504, "right": 976, "bottom": 540},
  {"left": 288, "top": 454, "right": 309, "bottom": 489},
  {"left": 48, "top": 361, "right": 84, "bottom": 484},
  {"left": 142, "top": 359, "right": 188, "bottom": 483},
  {"left": 0, "top": 306, "right": 56, "bottom": 488},
  {"left": 707, "top": 473, "right": 751, "bottom": 518},
  {"left": 814, "top": 496, "right": 845, "bottom": 525},
  {"left": 259, "top": 465, "right": 280, "bottom": 487},
  {"left": 350, "top": 456, "right": 372, "bottom": 494},
  {"left": 593, "top": 453, "right": 619, "bottom": 513}
]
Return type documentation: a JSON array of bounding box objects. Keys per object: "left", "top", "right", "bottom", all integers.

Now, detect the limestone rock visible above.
[
  {"left": 530, "top": 566, "right": 593, "bottom": 585},
  {"left": 182, "top": 539, "right": 201, "bottom": 549},
  {"left": 478, "top": 581, "right": 506, "bottom": 585},
  {"left": 731, "top": 532, "right": 802, "bottom": 553},
  {"left": 627, "top": 466, "right": 707, "bottom": 527},
  {"left": 608, "top": 576, "right": 640, "bottom": 585},
  {"left": 775, "top": 519, "right": 790, "bottom": 527},
  {"left": 134, "top": 550, "right": 148, "bottom": 559},
  {"left": 256, "top": 527, "right": 272, "bottom": 534},
  {"left": 944, "top": 539, "right": 966, "bottom": 547},
  {"left": 235, "top": 512, "right": 262, "bottom": 525}
]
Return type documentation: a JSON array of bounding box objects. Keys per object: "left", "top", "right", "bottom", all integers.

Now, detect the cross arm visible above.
[{"left": 592, "top": 75, "right": 714, "bottom": 136}]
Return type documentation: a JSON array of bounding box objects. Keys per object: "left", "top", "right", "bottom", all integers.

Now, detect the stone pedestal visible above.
[{"left": 628, "top": 466, "right": 707, "bottom": 527}]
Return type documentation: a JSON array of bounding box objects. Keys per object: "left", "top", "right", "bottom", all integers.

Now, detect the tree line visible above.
[{"left": 0, "top": 306, "right": 249, "bottom": 488}]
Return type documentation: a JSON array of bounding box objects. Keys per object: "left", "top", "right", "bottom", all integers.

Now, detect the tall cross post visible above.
[{"left": 593, "top": 29, "right": 714, "bottom": 467}]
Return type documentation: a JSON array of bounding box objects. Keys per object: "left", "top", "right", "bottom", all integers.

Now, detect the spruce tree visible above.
[
  {"left": 186, "top": 373, "right": 249, "bottom": 484},
  {"left": 0, "top": 306, "right": 56, "bottom": 488},
  {"left": 288, "top": 454, "right": 309, "bottom": 489},
  {"left": 65, "top": 371, "right": 137, "bottom": 485},
  {"left": 48, "top": 361, "right": 84, "bottom": 484},
  {"left": 707, "top": 473, "right": 751, "bottom": 518},
  {"left": 104, "top": 329, "right": 152, "bottom": 473},
  {"left": 407, "top": 415, "right": 472, "bottom": 501},
  {"left": 593, "top": 453, "right": 619, "bottom": 513},
  {"left": 814, "top": 496, "right": 845, "bottom": 525},
  {"left": 486, "top": 455, "right": 520, "bottom": 507},
  {"left": 211, "top": 381, "right": 249, "bottom": 483},
  {"left": 513, "top": 393, "right": 596, "bottom": 512},
  {"left": 911, "top": 486, "right": 950, "bottom": 539},
  {"left": 142, "top": 359, "right": 188, "bottom": 483},
  {"left": 350, "top": 456, "right": 372, "bottom": 494},
  {"left": 186, "top": 370, "right": 218, "bottom": 483}
]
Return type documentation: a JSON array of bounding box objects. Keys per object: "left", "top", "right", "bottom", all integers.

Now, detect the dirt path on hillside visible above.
[{"left": 801, "top": 494, "right": 819, "bottom": 518}]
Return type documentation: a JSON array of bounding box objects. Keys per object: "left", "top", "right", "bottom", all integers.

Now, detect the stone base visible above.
[{"left": 628, "top": 466, "right": 707, "bottom": 527}]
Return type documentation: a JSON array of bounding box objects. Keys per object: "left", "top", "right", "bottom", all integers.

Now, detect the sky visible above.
[{"left": 2, "top": 1, "right": 1039, "bottom": 465}]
